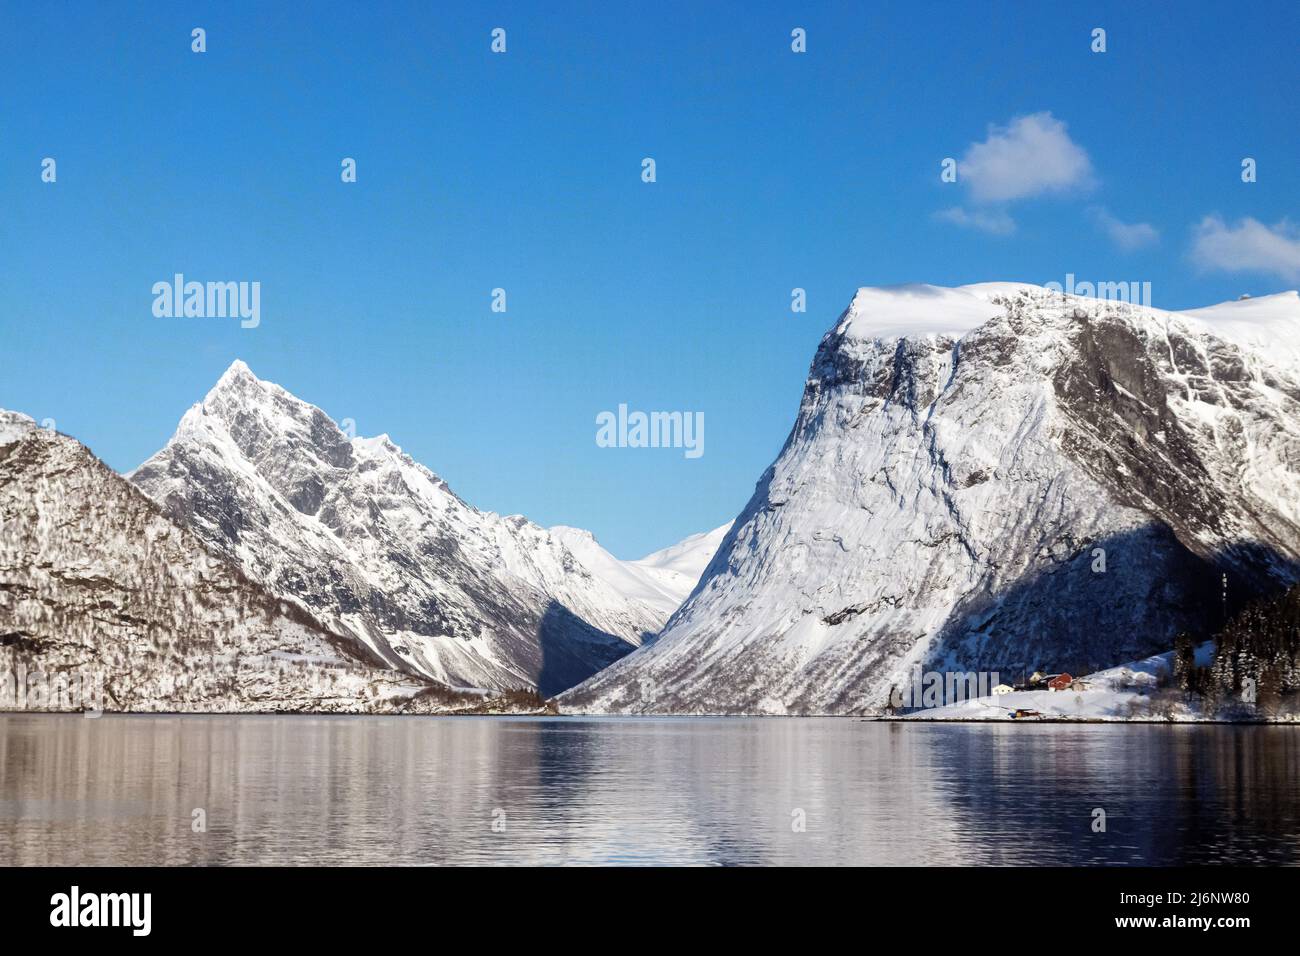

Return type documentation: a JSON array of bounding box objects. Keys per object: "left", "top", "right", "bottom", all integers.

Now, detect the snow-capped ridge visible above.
[
  {"left": 837, "top": 283, "right": 1300, "bottom": 355},
  {"left": 633, "top": 522, "right": 733, "bottom": 570},
  {"left": 548, "top": 524, "right": 723, "bottom": 619},
  {"left": 1176, "top": 290, "right": 1300, "bottom": 374},
  {"left": 352, "top": 432, "right": 397, "bottom": 452},
  {"left": 627, "top": 522, "right": 734, "bottom": 609},
  {"left": 839, "top": 282, "right": 1045, "bottom": 341}
]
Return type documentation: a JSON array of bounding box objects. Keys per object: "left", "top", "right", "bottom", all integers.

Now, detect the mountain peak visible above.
[
  {"left": 212, "top": 357, "right": 257, "bottom": 387},
  {"left": 205, "top": 359, "right": 271, "bottom": 401},
  {"left": 191, "top": 361, "right": 337, "bottom": 444}
]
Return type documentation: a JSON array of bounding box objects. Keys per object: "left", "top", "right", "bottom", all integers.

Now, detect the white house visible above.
[{"left": 992, "top": 683, "right": 1015, "bottom": 695}]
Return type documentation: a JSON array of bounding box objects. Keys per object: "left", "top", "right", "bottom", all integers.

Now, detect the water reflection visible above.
[{"left": 1, "top": 716, "right": 1297, "bottom": 865}]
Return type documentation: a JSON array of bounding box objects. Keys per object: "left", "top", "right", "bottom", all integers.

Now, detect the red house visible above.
[{"left": 1047, "top": 673, "right": 1074, "bottom": 691}]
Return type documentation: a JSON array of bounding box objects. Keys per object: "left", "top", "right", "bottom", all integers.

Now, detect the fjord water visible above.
[{"left": 2, "top": 716, "right": 1298, "bottom": 866}]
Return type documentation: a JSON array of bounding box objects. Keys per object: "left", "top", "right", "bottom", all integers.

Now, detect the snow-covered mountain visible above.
[
  {"left": 129, "top": 362, "right": 701, "bottom": 695},
  {"left": 625, "top": 523, "right": 733, "bottom": 615},
  {"left": 0, "top": 412, "right": 481, "bottom": 713},
  {"left": 551, "top": 521, "right": 732, "bottom": 620},
  {"left": 561, "top": 284, "right": 1300, "bottom": 715}
]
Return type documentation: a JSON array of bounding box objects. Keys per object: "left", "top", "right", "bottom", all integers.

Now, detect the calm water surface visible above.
[{"left": 2, "top": 715, "right": 1298, "bottom": 865}]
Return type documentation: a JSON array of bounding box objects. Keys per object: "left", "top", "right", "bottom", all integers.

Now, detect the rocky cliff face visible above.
[
  {"left": 0, "top": 415, "right": 477, "bottom": 713},
  {"left": 561, "top": 285, "right": 1300, "bottom": 715},
  {"left": 129, "top": 362, "right": 677, "bottom": 696}
]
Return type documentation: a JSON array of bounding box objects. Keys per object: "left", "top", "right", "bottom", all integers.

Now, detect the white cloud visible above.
[
  {"left": 933, "top": 206, "right": 1016, "bottom": 236},
  {"left": 960, "top": 112, "right": 1093, "bottom": 203},
  {"left": 1191, "top": 216, "right": 1300, "bottom": 282},
  {"left": 1088, "top": 207, "right": 1159, "bottom": 251}
]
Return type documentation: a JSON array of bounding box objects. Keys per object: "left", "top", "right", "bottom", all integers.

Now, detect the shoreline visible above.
[{"left": 3, "top": 708, "right": 1298, "bottom": 725}]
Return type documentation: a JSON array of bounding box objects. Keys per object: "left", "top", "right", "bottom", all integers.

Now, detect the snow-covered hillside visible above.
[
  {"left": 129, "top": 362, "right": 702, "bottom": 695},
  {"left": 912, "top": 643, "right": 1217, "bottom": 721},
  {"left": 549, "top": 523, "right": 727, "bottom": 620},
  {"left": 561, "top": 283, "right": 1300, "bottom": 715},
  {"left": 1181, "top": 291, "right": 1300, "bottom": 375},
  {"left": 622, "top": 522, "right": 733, "bottom": 616}
]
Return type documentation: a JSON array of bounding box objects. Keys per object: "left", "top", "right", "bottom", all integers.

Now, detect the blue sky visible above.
[{"left": 2, "top": 1, "right": 1297, "bottom": 557}]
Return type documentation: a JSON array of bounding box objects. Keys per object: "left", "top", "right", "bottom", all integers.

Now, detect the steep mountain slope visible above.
[
  {"left": 562, "top": 284, "right": 1300, "bottom": 715},
  {"left": 0, "top": 414, "right": 476, "bottom": 713},
  {"left": 129, "top": 362, "right": 680, "bottom": 695}
]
